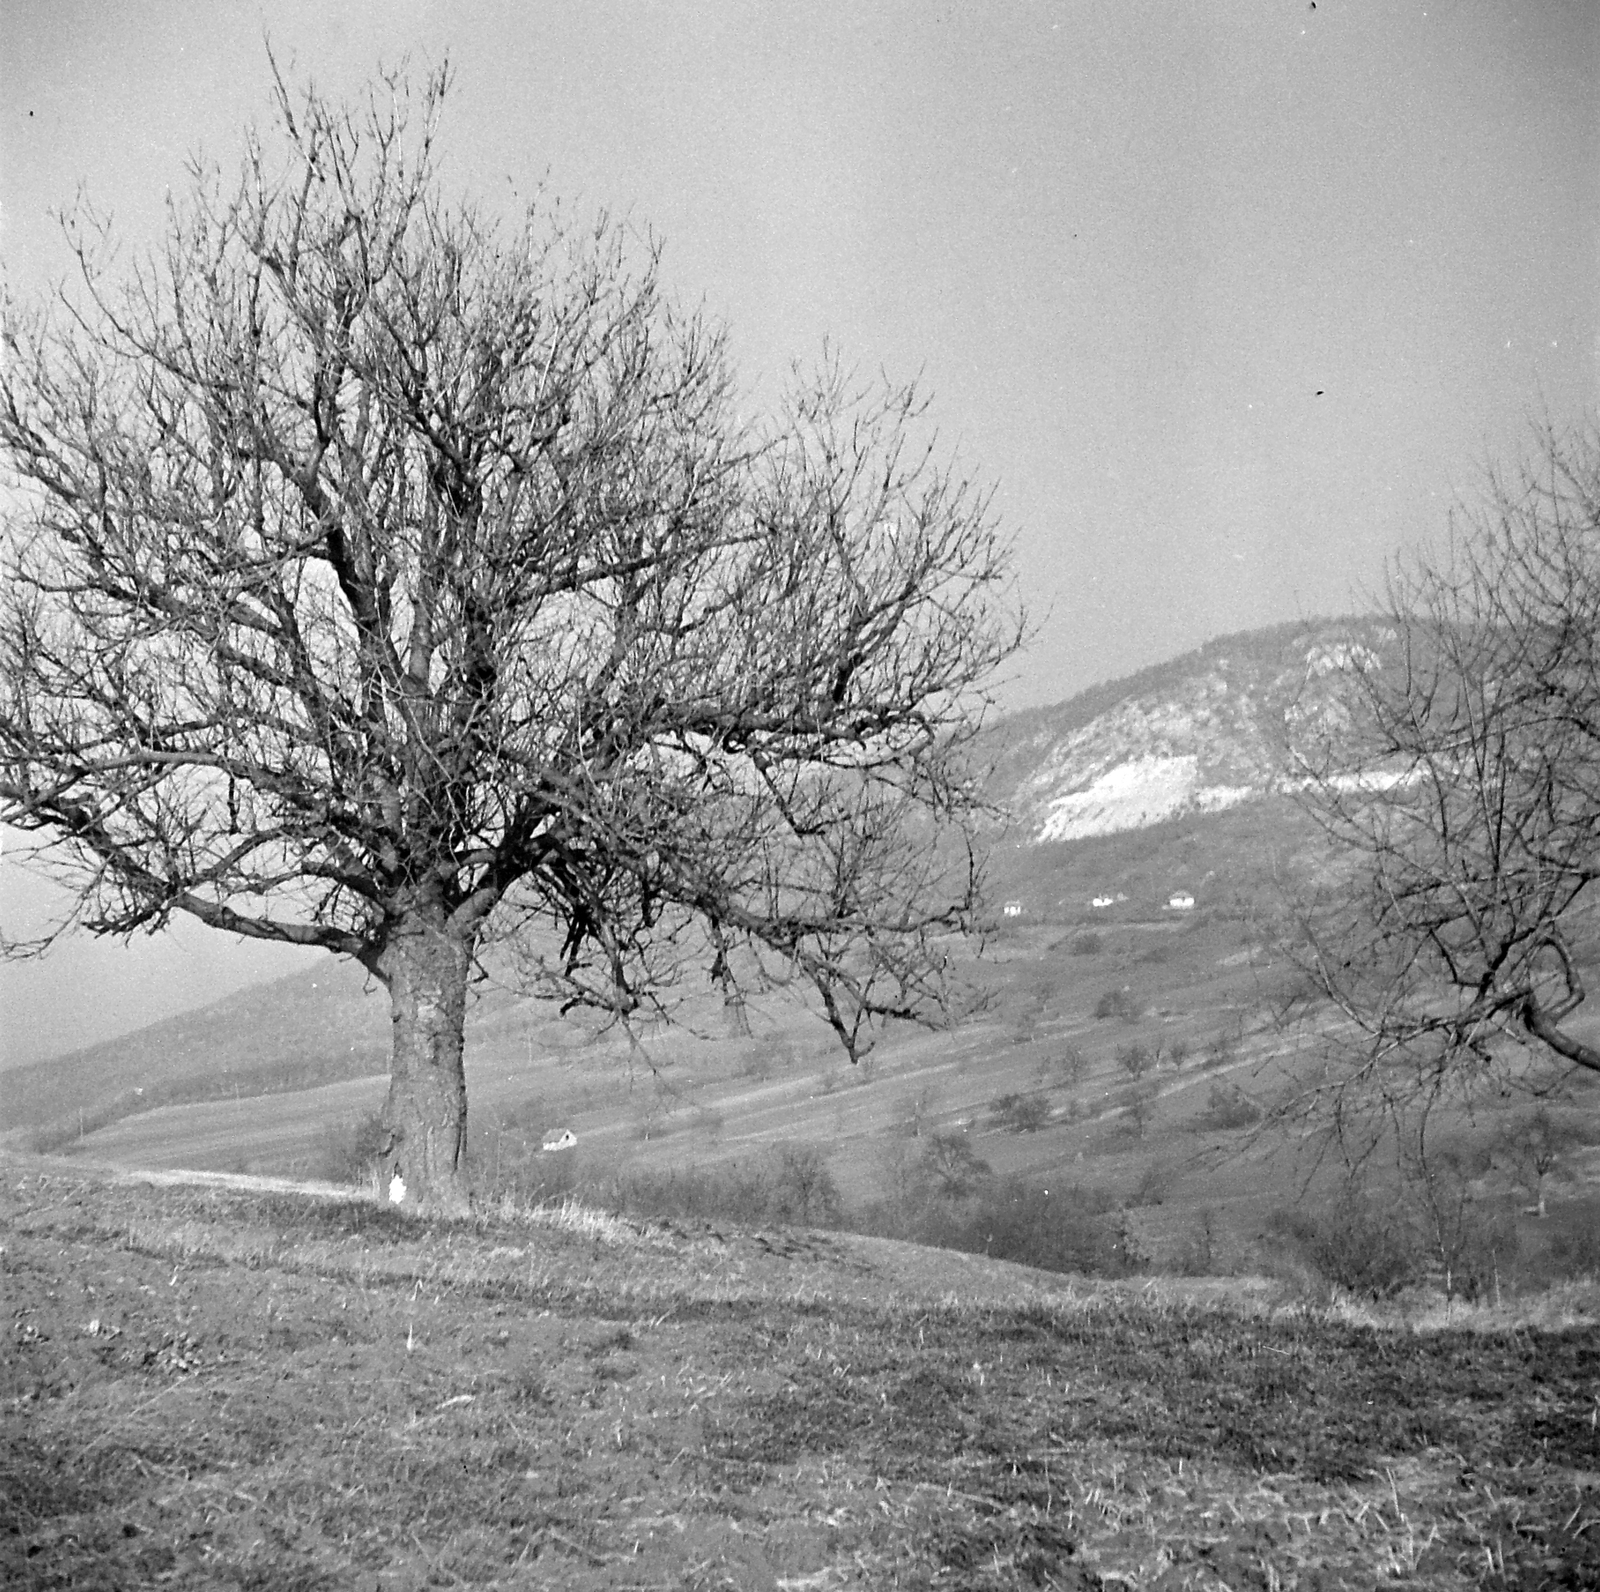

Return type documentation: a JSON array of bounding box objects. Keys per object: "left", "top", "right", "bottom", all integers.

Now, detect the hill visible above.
[
  {"left": 4, "top": 1157, "right": 1596, "bottom": 1589},
  {"left": 7, "top": 615, "right": 1599, "bottom": 1296},
  {"left": 979, "top": 615, "right": 1391, "bottom": 848},
  {"left": 0, "top": 959, "right": 387, "bottom": 1139}
]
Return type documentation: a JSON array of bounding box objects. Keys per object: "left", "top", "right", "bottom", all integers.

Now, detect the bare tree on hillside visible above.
[
  {"left": 0, "top": 63, "right": 1023, "bottom": 1211},
  {"left": 1496, "top": 1106, "right": 1579, "bottom": 1218},
  {"left": 1292, "top": 426, "right": 1600, "bottom": 1157}
]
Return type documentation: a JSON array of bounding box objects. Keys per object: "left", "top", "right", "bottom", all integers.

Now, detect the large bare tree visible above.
[
  {"left": 1294, "top": 425, "right": 1600, "bottom": 1152},
  {"left": 0, "top": 66, "right": 1022, "bottom": 1211}
]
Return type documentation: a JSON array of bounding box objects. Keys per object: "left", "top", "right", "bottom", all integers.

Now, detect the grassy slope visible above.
[
  {"left": 4, "top": 1159, "right": 1596, "bottom": 1591},
  {"left": 34, "top": 885, "right": 1600, "bottom": 1287},
  {"left": 2, "top": 613, "right": 1355, "bottom": 1143},
  {"left": 0, "top": 960, "right": 389, "bottom": 1135}
]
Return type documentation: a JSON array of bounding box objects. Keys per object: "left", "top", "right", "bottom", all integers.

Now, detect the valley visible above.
[{"left": 4, "top": 620, "right": 1598, "bottom": 1298}]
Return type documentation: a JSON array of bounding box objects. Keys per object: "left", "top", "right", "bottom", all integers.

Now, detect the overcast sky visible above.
[{"left": 2, "top": 0, "right": 1597, "bottom": 1065}]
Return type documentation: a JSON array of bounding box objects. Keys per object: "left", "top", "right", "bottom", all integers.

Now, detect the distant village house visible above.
[
  {"left": 1003, "top": 899, "right": 1023, "bottom": 917},
  {"left": 541, "top": 1129, "right": 578, "bottom": 1152},
  {"left": 1166, "top": 892, "right": 1196, "bottom": 911},
  {"left": 1091, "top": 895, "right": 1114, "bottom": 909}
]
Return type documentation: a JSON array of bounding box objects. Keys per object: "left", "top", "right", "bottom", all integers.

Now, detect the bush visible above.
[
  {"left": 610, "top": 1162, "right": 769, "bottom": 1226},
  {"left": 1545, "top": 1205, "right": 1600, "bottom": 1280},
  {"left": 916, "top": 1178, "right": 1136, "bottom": 1277},
  {"left": 1116, "top": 1043, "right": 1152, "bottom": 1079},
  {"left": 921, "top": 1131, "right": 993, "bottom": 1197},
  {"left": 1069, "top": 932, "right": 1102, "bottom": 956},
  {"left": 1173, "top": 1208, "right": 1218, "bottom": 1275},
  {"left": 1128, "top": 1161, "right": 1175, "bottom": 1208},
  {"left": 319, "top": 1110, "right": 390, "bottom": 1186},
  {"left": 1269, "top": 1189, "right": 1420, "bottom": 1299},
  {"left": 607, "top": 1140, "right": 841, "bottom": 1230},
  {"left": 1114, "top": 1083, "right": 1157, "bottom": 1141},
  {"left": 1094, "top": 986, "right": 1144, "bottom": 1023},
  {"left": 897, "top": 1084, "right": 942, "bottom": 1139},
  {"left": 1197, "top": 1082, "right": 1261, "bottom": 1131},
  {"left": 769, "top": 1142, "right": 843, "bottom": 1226},
  {"left": 990, "top": 1091, "right": 1051, "bottom": 1133},
  {"left": 1407, "top": 1152, "right": 1518, "bottom": 1301},
  {"left": 1050, "top": 1046, "right": 1089, "bottom": 1084}
]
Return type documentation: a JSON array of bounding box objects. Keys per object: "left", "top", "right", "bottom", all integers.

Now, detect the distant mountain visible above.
[{"left": 981, "top": 616, "right": 1390, "bottom": 844}]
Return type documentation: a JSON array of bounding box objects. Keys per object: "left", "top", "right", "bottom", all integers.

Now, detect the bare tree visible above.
[
  {"left": 921, "top": 1131, "right": 992, "bottom": 1198},
  {"left": 1496, "top": 1105, "right": 1578, "bottom": 1218},
  {"left": 0, "top": 64, "right": 1022, "bottom": 1211},
  {"left": 1293, "top": 425, "right": 1600, "bottom": 1155}
]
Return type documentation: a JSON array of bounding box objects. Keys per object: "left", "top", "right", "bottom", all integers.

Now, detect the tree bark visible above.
[{"left": 375, "top": 903, "right": 474, "bottom": 1216}]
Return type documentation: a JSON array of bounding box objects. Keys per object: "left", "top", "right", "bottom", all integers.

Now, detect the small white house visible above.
[
  {"left": 1166, "top": 892, "right": 1196, "bottom": 911},
  {"left": 540, "top": 1129, "right": 578, "bottom": 1152},
  {"left": 1003, "top": 899, "right": 1023, "bottom": 917},
  {"left": 1091, "top": 895, "right": 1114, "bottom": 909}
]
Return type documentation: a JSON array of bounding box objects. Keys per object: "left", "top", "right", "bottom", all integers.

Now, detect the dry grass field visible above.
[{"left": 4, "top": 1157, "right": 1597, "bottom": 1590}]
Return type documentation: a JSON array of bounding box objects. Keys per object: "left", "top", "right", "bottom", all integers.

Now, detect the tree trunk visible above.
[{"left": 376, "top": 903, "right": 474, "bottom": 1216}]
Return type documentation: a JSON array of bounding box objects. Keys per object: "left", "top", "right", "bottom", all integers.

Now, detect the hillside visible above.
[
  {"left": 0, "top": 959, "right": 387, "bottom": 1138},
  {"left": 979, "top": 615, "right": 1391, "bottom": 848},
  {"left": 4, "top": 1159, "right": 1596, "bottom": 1590},
  {"left": 8, "top": 614, "right": 1599, "bottom": 1296}
]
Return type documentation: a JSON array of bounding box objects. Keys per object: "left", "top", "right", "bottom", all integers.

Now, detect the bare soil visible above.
[{"left": 3, "top": 1157, "right": 1596, "bottom": 1590}]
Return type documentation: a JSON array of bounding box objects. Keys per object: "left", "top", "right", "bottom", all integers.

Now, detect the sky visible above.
[{"left": 2, "top": 0, "right": 1597, "bottom": 1066}]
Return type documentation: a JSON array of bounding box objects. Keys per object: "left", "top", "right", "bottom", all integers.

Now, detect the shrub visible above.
[
  {"left": 1116, "top": 1043, "right": 1152, "bottom": 1079},
  {"left": 1174, "top": 1208, "right": 1218, "bottom": 1275},
  {"left": 1495, "top": 1106, "right": 1581, "bottom": 1219},
  {"left": 921, "top": 1131, "right": 993, "bottom": 1197},
  {"left": 609, "top": 1162, "right": 770, "bottom": 1226},
  {"left": 607, "top": 1140, "right": 841, "bottom": 1230},
  {"left": 897, "top": 1084, "right": 942, "bottom": 1138},
  {"left": 769, "top": 1142, "right": 843, "bottom": 1227},
  {"left": 1128, "top": 1161, "right": 1174, "bottom": 1208},
  {"left": 320, "top": 1111, "right": 390, "bottom": 1186},
  {"left": 1115, "top": 1083, "right": 1157, "bottom": 1140},
  {"left": 1197, "top": 1081, "right": 1261, "bottom": 1131},
  {"left": 1270, "top": 1188, "right": 1420, "bottom": 1299},
  {"left": 1050, "top": 1046, "right": 1089, "bottom": 1084},
  {"left": 1545, "top": 1205, "right": 1600, "bottom": 1280},
  {"left": 922, "top": 1178, "right": 1135, "bottom": 1277},
  {"left": 1094, "top": 986, "right": 1143, "bottom": 1023},
  {"left": 990, "top": 1091, "right": 1051, "bottom": 1133},
  {"left": 1069, "top": 932, "right": 1102, "bottom": 956},
  {"left": 1406, "top": 1150, "right": 1518, "bottom": 1301}
]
